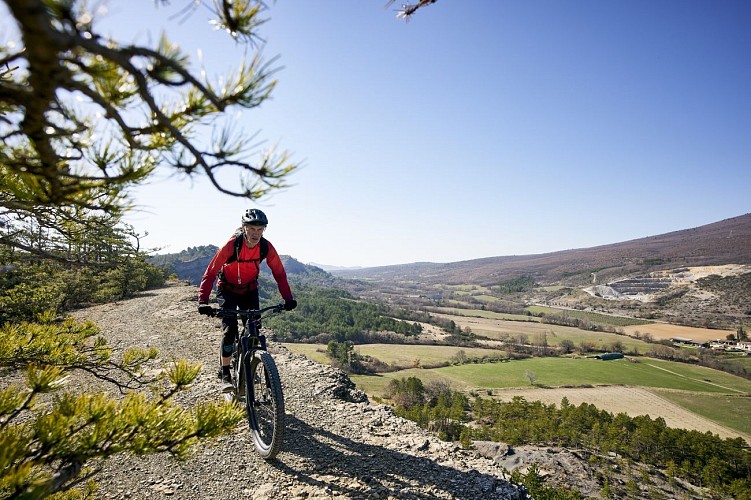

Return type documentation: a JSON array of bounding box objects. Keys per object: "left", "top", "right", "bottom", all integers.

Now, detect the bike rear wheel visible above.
[{"left": 244, "top": 350, "right": 285, "bottom": 459}]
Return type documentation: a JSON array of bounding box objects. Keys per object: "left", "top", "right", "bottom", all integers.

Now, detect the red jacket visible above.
[{"left": 198, "top": 234, "right": 293, "bottom": 304}]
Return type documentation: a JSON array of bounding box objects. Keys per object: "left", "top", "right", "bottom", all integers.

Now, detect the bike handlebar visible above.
[{"left": 207, "top": 303, "right": 285, "bottom": 318}]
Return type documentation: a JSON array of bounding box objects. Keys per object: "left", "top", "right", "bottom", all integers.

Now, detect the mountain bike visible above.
[{"left": 209, "top": 304, "right": 286, "bottom": 459}]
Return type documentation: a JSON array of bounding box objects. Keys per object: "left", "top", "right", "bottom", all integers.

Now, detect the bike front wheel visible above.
[{"left": 244, "top": 350, "right": 285, "bottom": 459}]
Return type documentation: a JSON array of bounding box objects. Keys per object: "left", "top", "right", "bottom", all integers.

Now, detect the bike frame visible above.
[
  {"left": 213, "top": 303, "right": 283, "bottom": 383},
  {"left": 236, "top": 304, "right": 281, "bottom": 358},
  {"left": 211, "top": 303, "right": 286, "bottom": 459}
]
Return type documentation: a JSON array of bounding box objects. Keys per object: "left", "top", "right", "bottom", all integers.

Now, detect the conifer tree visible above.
[
  {"left": 0, "top": 1, "right": 296, "bottom": 496},
  {"left": 1, "top": 0, "right": 297, "bottom": 262}
]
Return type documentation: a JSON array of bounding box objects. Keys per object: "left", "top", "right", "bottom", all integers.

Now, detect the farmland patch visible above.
[
  {"left": 430, "top": 313, "right": 653, "bottom": 352},
  {"left": 489, "top": 385, "right": 749, "bottom": 441},
  {"left": 622, "top": 322, "right": 736, "bottom": 342}
]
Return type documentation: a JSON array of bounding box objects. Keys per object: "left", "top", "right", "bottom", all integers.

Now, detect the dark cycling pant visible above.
[{"left": 217, "top": 286, "right": 259, "bottom": 358}]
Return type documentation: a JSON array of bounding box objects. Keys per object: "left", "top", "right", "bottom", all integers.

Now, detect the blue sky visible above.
[{"left": 72, "top": 2, "right": 751, "bottom": 266}]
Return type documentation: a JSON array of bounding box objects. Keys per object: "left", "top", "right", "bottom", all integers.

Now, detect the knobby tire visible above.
[{"left": 244, "top": 350, "right": 285, "bottom": 459}]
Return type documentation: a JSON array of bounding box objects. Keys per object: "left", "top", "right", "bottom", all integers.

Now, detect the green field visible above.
[
  {"left": 472, "top": 295, "right": 499, "bottom": 302},
  {"left": 525, "top": 305, "right": 653, "bottom": 327},
  {"left": 652, "top": 389, "right": 751, "bottom": 436},
  {"left": 283, "top": 341, "right": 751, "bottom": 438},
  {"left": 355, "top": 343, "right": 505, "bottom": 366},
  {"left": 442, "top": 284, "right": 493, "bottom": 293},
  {"left": 430, "top": 307, "right": 539, "bottom": 322},
  {"left": 284, "top": 343, "right": 506, "bottom": 368},
  {"left": 284, "top": 343, "right": 751, "bottom": 395},
  {"left": 363, "top": 357, "right": 751, "bottom": 393},
  {"left": 429, "top": 305, "right": 654, "bottom": 329},
  {"left": 284, "top": 343, "right": 330, "bottom": 365},
  {"left": 719, "top": 354, "right": 751, "bottom": 373},
  {"left": 429, "top": 313, "right": 655, "bottom": 354}
]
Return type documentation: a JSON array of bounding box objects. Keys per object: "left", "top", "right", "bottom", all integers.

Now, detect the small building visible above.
[
  {"left": 672, "top": 337, "right": 704, "bottom": 348},
  {"left": 595, "top": 352, "right": 624, "bottom": 361}
]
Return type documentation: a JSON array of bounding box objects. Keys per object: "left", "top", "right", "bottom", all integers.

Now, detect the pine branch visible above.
[{"left": 385, "top": 0, "right": 439, "bottom": 20}]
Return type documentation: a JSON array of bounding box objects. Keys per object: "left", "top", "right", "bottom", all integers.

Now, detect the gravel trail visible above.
[{"left": 72, "top": 283, "right": 526, "bottom": 499}]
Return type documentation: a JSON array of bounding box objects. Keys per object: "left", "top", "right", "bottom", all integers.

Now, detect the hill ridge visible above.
[
  {"left": 334, "top": 213, "right": 751, "bottom": 286},
  {"left": 152, "top": 213, "right": 751, "bottom": 289}
]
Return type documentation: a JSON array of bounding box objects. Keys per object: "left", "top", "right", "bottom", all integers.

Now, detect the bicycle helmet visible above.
[{"left": 241, "top": 208, "right": 268, "bottom": 226}]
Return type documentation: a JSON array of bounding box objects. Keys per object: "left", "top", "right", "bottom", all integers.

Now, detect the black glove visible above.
[
  {"left": 198, "top": 304, "right": 213, "bottom": 316},
  {"left": 284, "top": 299, "right": 297, "bottom": 311}
]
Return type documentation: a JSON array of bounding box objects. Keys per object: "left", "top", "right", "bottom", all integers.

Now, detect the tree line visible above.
[
  {"left": 262, "top": 283, "right": 423, "bottom": 343},
  {"left": 0, "top": 216, "right": 168, "bottom": 325}
]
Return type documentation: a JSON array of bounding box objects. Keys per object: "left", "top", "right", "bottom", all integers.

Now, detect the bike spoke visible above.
[{"left": 244, "top": 351, "right": 284, "bottom": 459}]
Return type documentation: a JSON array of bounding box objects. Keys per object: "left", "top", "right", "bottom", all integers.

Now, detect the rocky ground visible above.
[{"left": 70, "top": 282, "right": 706, "bottom": 499}]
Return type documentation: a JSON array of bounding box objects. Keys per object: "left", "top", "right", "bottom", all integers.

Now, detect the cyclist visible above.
[{"left": 197, "top": 208, "right": 297, "bottom": 391}]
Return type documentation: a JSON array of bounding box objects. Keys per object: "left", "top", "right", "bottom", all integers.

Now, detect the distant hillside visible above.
[
  {"left": 149, "top": 246, "right": 336, "bottom": 288},
  {"left": 334, "top": 213, "right": 751, "bottom": 287},
  {"left": 309, "top": 262, "right": 364, "bottom": 272}
]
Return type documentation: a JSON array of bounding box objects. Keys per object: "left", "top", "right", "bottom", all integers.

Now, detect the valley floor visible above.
[{"left": 487, "top": 385, "right": 749, "bottom": 442}]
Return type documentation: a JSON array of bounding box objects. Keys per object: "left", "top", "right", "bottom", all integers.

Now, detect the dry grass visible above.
[{"left": 622, "top": 322, "right": 735, "bottom": 342}]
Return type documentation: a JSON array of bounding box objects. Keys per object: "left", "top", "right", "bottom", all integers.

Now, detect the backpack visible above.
[{"left": 225, "top": 233, "right": 269, "bottom": 266}]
